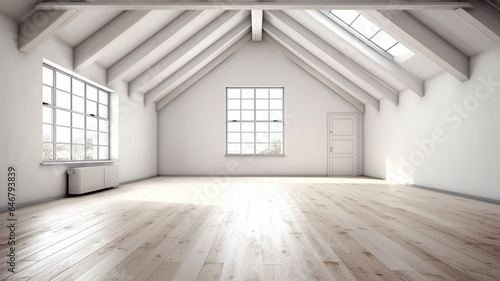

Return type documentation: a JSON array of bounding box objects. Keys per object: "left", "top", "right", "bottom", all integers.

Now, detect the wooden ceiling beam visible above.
[
  {"left": 144, "top": 20, "right": 251, "bottom": 105},
  {"left": 266, "top": 10, "right": 398, "bottom": 105},
  {"left": 35, "top": 1, "right": 474, "bottom": 11},
  {"left": 129, "top": 10, "right": 247, "bottom": 97},
  {"left": 74, "top": 10, "right": 151, "bottom": 70},
  {"left": 107, "top": 10, "right": 208, "bottom": 84},
  {"left": 455, "top": 0, "right": 500, "bottom": 47},
  {"left": 19, "top": 9, "right": 81, "bottom": 53},
  {"left": 361, "top": 10, "right": 469, "bottom": 81},
  {"left": 264, "top": 21, "right": 379, "bottom": 111},
  {"left": 251, "top": 10, "right": 263, "bottom": 41}
]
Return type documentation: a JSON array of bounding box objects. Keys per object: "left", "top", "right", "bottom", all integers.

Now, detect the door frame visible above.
[{"left": 327, "top": 112, "right": 362, "bottom": 176}]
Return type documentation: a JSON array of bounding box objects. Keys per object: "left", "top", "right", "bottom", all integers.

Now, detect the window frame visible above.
[
  {"left": 42, "top": 63, "right": 111, "bottom": 163},
  {"left": 322, "top": 10, "right": 415, "bottom": 63},
  {"left": 226, "top": 87, "right": 285, "bottom": 156}
]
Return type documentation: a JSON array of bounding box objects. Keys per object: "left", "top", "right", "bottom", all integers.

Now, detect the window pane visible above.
[
  {"left": 270, "top": 111, "right": 283, "bottom": 121},
  {"left": 72, "top": 145, "right": 85, "bottom": 160},
  {"left": 242, "top": 89, "right": 254, "bottom": 99},
  {"left": 270, "top": 122, "right": 283, "bottom": 132},
  {"left": 86, "top": 145, "right": 97, "bottom": 160},
  {"left": 330, "top": 10, "right": 360, "bottom": 25},
  {"left": 241, "top": 100, "right": 254, "bottom": 110},
  {"left": 270, "top": 140, "right": 283, "bottom": 154},
  {"left": 87, "top": 85, "right": 98, "bottom": 101},
  {"left": 43, "top": 107, "right": 52, "bottom": 123},
  {"left": 56, "top": 72, "right": 71, "bottom": 92},
  {"left": 270, "top": 100, "right": 283, "bottom": 110},
  {"left": 87, "top": 116, "right": 97, "bottom": 130},
  {"left": 227, "top": 144, "right": 240, "bottom": 154},
  {"left": 242, "top": 133, "right": 254, "bottom": 142},
  {"left": 56, "top": 110, "right": 70, "bottom": 126},
  {"left": 99, "top": 91, "right": 108, "bottom": 105},
  {"left": 270, "top": 88, "right": 283, "bottom": 99},
  {"left": 227, "top": 122, "right": 240, "bottom": 132},
  {"left": 270, "top": 133, "right": 283, "bottom": 143},
  {"left": 256, "top": 111, "right": 269, "bottom": 121},
  {"left": 227, "top": 88, "right": 240, "bottom": 99},
  {"left": 241, "top": 123, "right": 254, "bottom": 132},
  {"left": 256, "top": 88, "right": 268, "bottom": 99},
  {"left": 43, "top": 67, "right": 54, "bottom": 86},
  {"left": 87, "top": 100, "right": 97, "bottom": 115},
  {"left": 256, "top": 122, "right": 269, "bottom": 132},
  {"left": 72, "top": 128, "right": 85, "bottom": 144},
  {"left": 87, "top": 131, "right": 98, "bottom": 145},
  {"left": 227, "top": 100, "right": 240, "bottom": 110},
  {"left": 351, "top": 15, "right": 380, "bottom": 39},
  {"left": 56, "top": 126, "right": 70, "bottom": 143},
  {"left": 242, "top": 144, "right": 254, "bottom": 154},
  {"left": 73, "top": 79, "right": 85, "bottom": 97},
  {"left": 256, "top": 100, "right": 268, "bottom": 110},
  {"left": 241, "top": 111, "right": 254, "bottom": 121},
  {"left": 43, "top": 86, "right": 52, "bottom": 104},
  {"left": 43, "top": 124, "right": 52, "bottom": 142},
  {"left": 99, "top": 146, "right": 109, "bottom": 160},
  {"left": 228, "top": 133, "right": 240, "bottom": 142},
  {"left": 56, "top": 144, "right": 70, "bottom": 160},
  {"left": 256, "top": 144, "right": 269, "bottom": 154},
  {"left": 56, "top": 90, "right": 71, "bottom": 109},
  {"left": 256, "top": 133, "right": 269, "bottom": 142},
  {"left": 99, "top": 120, "right": 109, "bottom": 133},
  {"left": 387, "top": 43, "right": 415, "bottom": 63},
  {"left": 227, "top": 111, "right": 240, "bottom": 121},
  {"left": 99, "top": 104, "right": 108, "bottom": 118},
  {"left": 99, "top": 132, "right": 109, "bottom": 146},
  {"left": 43, "top": 143, "right": 53, "bottom": 160},
  {"left": 73, "top": 113, "right": 84, "bottom": 129},
  {"left": 72, "top": 96, "right": 84, "bottom": 113},
  {"left": 371, "top": 30, "right": 398, "bottom": 50}
]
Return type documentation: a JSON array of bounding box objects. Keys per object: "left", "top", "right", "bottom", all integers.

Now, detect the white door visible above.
[{"left": 328, "top": 113, "right": 358, "bottom": 176}]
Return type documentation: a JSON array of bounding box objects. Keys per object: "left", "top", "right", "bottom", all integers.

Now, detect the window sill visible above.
[
  {"left": 225, "top": 154, "right": 286, "bottom": 157},
  {"left": 41, "top": 160, "right": 119, "bottom": 166}
]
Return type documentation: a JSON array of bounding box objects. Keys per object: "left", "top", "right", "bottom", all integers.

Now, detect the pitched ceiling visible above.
[{"left": 2, "top": 0, "right": 500, "bottom": 111}]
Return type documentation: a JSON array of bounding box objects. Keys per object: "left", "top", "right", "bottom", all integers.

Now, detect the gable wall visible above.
[{"left": 158, "top": 40, "right": 363, "bottom": 176}]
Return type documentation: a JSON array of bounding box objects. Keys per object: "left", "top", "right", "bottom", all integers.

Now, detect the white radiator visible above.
[{"left": 67, "top": 166, "right": 119, "bottom": 195}]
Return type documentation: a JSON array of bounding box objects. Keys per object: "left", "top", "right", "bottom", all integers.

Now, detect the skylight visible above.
[{"left": 327, "top": 10, "right": 415, "bottom": 63}]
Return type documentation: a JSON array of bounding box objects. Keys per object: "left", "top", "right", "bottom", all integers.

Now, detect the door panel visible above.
[
  {"left": 331, "top": 140, "right": 354, "bottom": 154},
  {"left": 330, "top": 118, "right": 354, "bottom": 136},
  {"left": 331, "top": 157, "right": 354, "bottom": 176}
]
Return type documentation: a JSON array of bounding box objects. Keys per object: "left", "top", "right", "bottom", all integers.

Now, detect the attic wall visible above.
[
  {"left": 364, "top": 48, "right": 500, "bottom": 201},
  {"left": 158, "top": 40, "right": 362, "bottom": 176},
  {"left": 0, "top": 13, "right": 157, "bottom": 209}
]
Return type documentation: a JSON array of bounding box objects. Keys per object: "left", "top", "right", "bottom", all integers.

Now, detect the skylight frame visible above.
[{"left": 322, "top": 10, "right": 414, "bottom": 63}]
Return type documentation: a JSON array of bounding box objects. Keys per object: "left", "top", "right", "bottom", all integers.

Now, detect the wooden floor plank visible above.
[{"left": 0, "top": 176, "right": 498, "bottom": 281}]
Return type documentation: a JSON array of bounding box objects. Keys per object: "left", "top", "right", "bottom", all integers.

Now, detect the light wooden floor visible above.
[{"left": 1, "top": 177, "right": 500, "bottom": 281}]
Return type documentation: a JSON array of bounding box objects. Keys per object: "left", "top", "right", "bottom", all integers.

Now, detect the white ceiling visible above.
[
  {"left": 2, "top": 0, "right": 500, "bottom": 111},
  {"left": 408, "top": 9, "right": 496, "bottom": 56}
]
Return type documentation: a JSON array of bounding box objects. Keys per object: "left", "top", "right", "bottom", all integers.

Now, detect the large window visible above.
[
  {"left": 226, "top": 87, "right": 284, "bottom": 155},
  {"left": 42, "top": 64, "right": 110, "bottom": 162}
]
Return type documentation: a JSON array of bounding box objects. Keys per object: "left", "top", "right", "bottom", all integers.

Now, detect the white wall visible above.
[
  {"left": 158, "top": 40, "right": 362, "bottom": 176},
  {"left": 364, "top": 48, "right": 500, "bottom": 201},
  {"left": 0, "top": 13, "right": 157, "bottom": 209}
]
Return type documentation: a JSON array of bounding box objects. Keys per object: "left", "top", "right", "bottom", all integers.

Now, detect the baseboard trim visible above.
[
  {"left": 406, "top": 183, "right": 500, "bottom": 205},
  {"left": 0, "top": 195, "right": 67, "bottom": 212}
]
